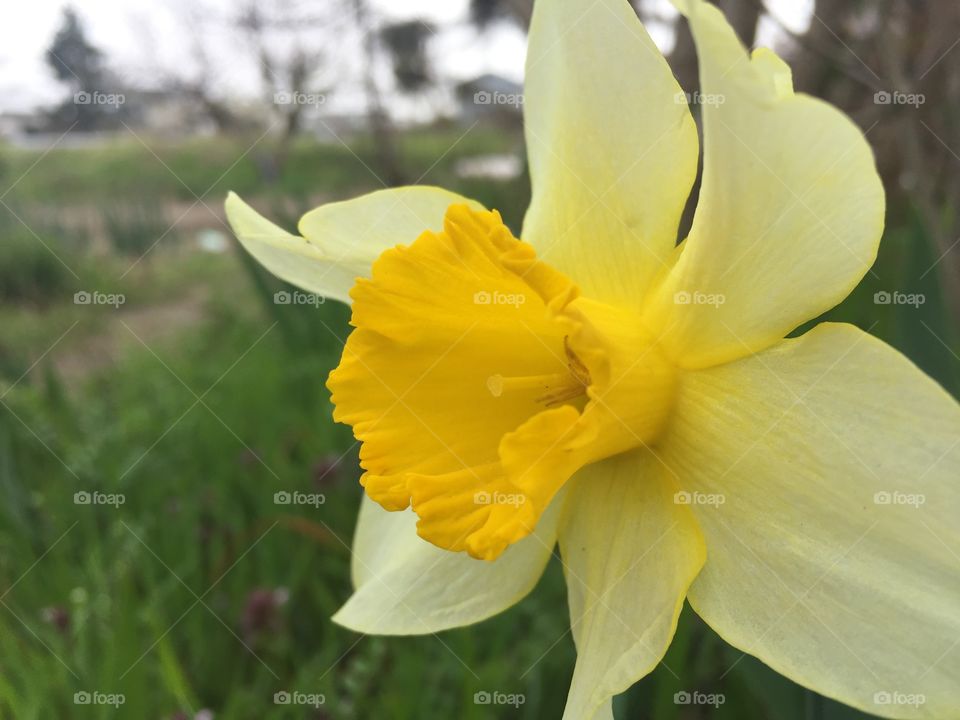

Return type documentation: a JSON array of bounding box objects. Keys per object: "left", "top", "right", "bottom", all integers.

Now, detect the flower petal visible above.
[
  {"left": 225, "top": 187, "right": 482, "bottom": 304},
  {"left": 558, "top": 451, "right": 706, "bottom": 720},
  {"left": 662, "top": 322, "right": 960, "bottom": 717},
  {"left": 332, "top": 494, "right": 561, "bottom": 634},
  {"left": 643, "top": 1, "right": 885, "bottom": 368},
  {"left": 522, "top": 0, "right": 699, "bottom": 306}
]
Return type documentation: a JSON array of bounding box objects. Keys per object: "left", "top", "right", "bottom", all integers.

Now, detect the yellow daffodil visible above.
[{"left": 225, "top": 0, "right": 960, "bottom": 717}]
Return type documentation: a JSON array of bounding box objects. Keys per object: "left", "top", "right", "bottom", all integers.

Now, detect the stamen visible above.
[
  {"left": 487, "top": 338, "right": 593, "bottom": 408},
  {"left": 537, "top": 384, "right": 589, "bottom": 408},
  {"left": 564, "top": 336, "right": 591, "bottom": 386},
  {"left": 487, "top": 372, "right": 571, "bottom": 398}
]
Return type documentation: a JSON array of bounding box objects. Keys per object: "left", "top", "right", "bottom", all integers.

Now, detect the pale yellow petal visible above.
[
  {"left": 332, "top": 493, "right": 562, "bottom": 634},
  {"left": 522, "top": 0, "right": 699, "bottom": 305},
  {"left": 558, "top": 451, "right": 706, "bottom": 720},
  {"left": 225, "top": 187, "right": 482, "bottom": 304},
  {"left": 662, "top": 323, "right": 960, "bottom": 717},
  {"left": 225, "top": 191, "right": 340, "bottom": 298},
  {"left": 644, "top": 1, "right": 885, "bottom": 368}
]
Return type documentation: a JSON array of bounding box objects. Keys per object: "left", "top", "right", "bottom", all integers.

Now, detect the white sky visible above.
[{"left": 0, "top": 0, "right": 812, "bottom": 114}]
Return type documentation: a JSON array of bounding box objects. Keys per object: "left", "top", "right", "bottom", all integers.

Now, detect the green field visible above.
[{"left": 0, "top": 127, "right": 957, "bottom": 719}]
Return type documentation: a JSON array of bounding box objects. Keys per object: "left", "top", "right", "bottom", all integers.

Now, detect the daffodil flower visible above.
[{"left": 225, "top": 0, "right": 960, "bottom": 717}]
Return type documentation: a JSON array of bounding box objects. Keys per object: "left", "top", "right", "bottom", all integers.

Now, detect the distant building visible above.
[
  {"left": 0, "top": 112, "right": 46, "bottom": 142},
  {"left": 454, "top": 74, "right": 524, "bottom": 126},
  {"left": 300, "top": 112, "right": 371, "bottom": 143},
  {"left": 126, "top": 89, "right": 218, "bottom": 138},
  {"left": 0, "top": 89, "right": 219, "bottom": 147}
]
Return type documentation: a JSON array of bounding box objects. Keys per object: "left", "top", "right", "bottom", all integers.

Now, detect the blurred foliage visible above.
[
  {"left": 380, "top": 20, "right": 435, "bottom": 93},
  {"left": 0, "top": 231, "right": 75, "bottom": 307},
  {"left": 0, "top": 204, "right": 86, "bottom": 306},
  {"left": 0, "top": 127, "right": 512, "bottom": 207},
  {"left": 101, "top": 201, "right": 169, "bottom": 257}
]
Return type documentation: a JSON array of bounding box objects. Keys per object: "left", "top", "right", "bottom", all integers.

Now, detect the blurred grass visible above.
[
  {"left": 0, "top": 263, "right": 576, "bottom": 719},
  {"left": 0, "top": 126, "right": 516, "bottom": 205},
  {"left": 0, "top": 127, "right": 956, "bottom": 719}
]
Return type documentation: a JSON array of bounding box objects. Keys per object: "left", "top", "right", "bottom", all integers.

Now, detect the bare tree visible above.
[
  {"left": 470, "top": 0, "right": 534, "bottom": 30},
  {"left": 236, "top": 0, "right": 337, "bottom": 176},
  {"left": 176, "top": 2, "right": 246, "bottom": 133},
  {"left": 350, "top": 0, "right": 406, "bottom": 185}
]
